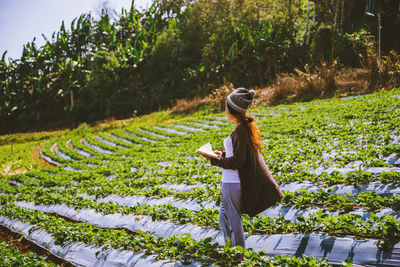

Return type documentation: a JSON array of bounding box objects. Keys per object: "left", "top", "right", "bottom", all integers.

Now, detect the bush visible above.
[
  {"left": 83, "top": 50, "right": 120, "bottom": 120},
  {"left": 311, "top": 27, "right": 334, "bottom": 64},
  {"left": 363, "top": 34, "right": 400, "bottom": 91},
  {"left": 378, "top": 51, "right": 400, "bottom": 90},
  {"left": 146, "top": 28, "right": 186, "bottom": 106},
  {"left": 334, "top": 29, "right": 369, "bottom": 67},
  {"left": 310, "top": 27, "right": 369, "bottom": 67},
  {"left": 70, "top": 123, "right": 92, "bottom": 135}
]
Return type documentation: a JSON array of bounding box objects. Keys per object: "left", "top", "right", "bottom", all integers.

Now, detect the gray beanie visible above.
[{"left": 227, "top": 87, "right": 256, "bottom": 114}]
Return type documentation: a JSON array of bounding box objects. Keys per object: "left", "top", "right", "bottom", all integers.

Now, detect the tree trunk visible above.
[
  {"left": 305, "top": 0, "right": 310, "bottom": 41},
  {"left": 340, "top": 0, "right": 344, "bottom": 28},
  {"left": 70, "top": 89, "right": 75, "bottom": 128},
  {"left": 312, "top": 2, "right": 316, "bottom": 27},
  {"left": 288, "top": 0, "right": 294, "bottom": 44},
  {"left": 398, "top": 0, "right": 400, "bottom": 22},
  {"left": 333, "top": 0, "right": 338, "bottom": 28}
]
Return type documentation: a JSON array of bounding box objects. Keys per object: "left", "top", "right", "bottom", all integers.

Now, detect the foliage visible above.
[
  {"left": 310, "top": 26, "right": 370, "bottom": 67},
  {"left": 376, "top": 51, "right": 400, "bottom": 90},
  {"left": 84, "top": 50, "right": 120, "bottom": 120},
  {"left": 1, "top": 0, "right": 386, "bottom": 133},
  {"left": 0, "top": 242, "right": 58, "bottom": 267}
]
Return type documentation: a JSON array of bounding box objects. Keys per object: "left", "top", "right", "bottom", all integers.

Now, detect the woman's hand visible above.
[
  {"left": 214, "top": 151, "right": 223, "bottom": 157},
  {"left": 203, "top": 155, "right": 211, "bottom": 160},
  {"left": 202, "top": 151, "right": 223, "bottom": 161}
]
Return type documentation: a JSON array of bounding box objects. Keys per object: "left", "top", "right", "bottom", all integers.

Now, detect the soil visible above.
[
  {"left": 32, "top": 142, "right": 56, "bottom": 168},
  {"left": 50, "top": 143, "right": 57, "bottom": 153},
  {"left": 66, "top": 140, "right": 72, "bottom": 149},
  {"left": 0, "top": 225, "right": 72, "bottom": 266}
]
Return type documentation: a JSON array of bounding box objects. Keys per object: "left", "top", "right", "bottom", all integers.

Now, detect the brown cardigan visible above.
[{"left": 210, "top": 123, "right": 283, "bottom": 217}]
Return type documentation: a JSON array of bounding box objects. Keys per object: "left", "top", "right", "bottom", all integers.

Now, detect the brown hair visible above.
[{"left": 227, "top": 104, "right": 263, "bottom": 151}]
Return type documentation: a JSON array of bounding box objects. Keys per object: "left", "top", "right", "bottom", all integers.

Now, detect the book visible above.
[{"left": 196, "top": 142, "right": 220, "bottom": 159}]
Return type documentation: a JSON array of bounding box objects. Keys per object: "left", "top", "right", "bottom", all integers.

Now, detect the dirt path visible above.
[{"left": 32, "top": 142, "right": 56, "bottom": 168}]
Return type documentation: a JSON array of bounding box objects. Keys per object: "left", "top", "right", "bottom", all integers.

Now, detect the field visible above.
[{"left": 1, "top": 88, "right": 400, "bottom": 266}]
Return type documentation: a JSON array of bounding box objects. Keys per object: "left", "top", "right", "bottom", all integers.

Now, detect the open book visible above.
[{"left": 196, "top": 142, "right": 220, "bottom": 159}]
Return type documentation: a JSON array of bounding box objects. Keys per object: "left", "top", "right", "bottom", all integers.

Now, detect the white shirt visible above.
[{"left": 221, "top": 134, "right": 241, "bottom": 183}]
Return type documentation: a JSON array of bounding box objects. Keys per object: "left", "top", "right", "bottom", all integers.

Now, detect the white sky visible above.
[{"left": 0, "top": 0, "right": 152, "bottom": 62}]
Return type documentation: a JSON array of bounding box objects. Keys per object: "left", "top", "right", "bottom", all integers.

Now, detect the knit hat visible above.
[{"left": 226, "top": 87, "right": 256, "bottom": 114}]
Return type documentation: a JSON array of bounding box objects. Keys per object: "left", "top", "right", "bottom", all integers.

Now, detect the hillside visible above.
[{"left": 1, "top": 88, "right": 400, "bottom": 266}]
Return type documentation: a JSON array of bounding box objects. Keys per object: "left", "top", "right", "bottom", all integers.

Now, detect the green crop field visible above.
[{"left": 1, "top": 89, "right": 400, "bottom": 266}]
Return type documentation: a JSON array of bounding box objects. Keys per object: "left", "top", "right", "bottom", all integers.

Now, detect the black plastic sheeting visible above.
[
  {"left": 192, "top": 122, "right": 220, "bottom": 129},
  {"left": 153, "top": 126, "right": 186, "bottom": 135},
  {"left": 41, "top": 145, "right": 400, "bottom": 197},
  {"left": 13, "top": 201, "right": 400, "bottom": 266},
  {"left": 260, "top": 204, "right": 400, "bottom": 221},
  {"left": 109, "top": 134, "right": 134, "bottom": 144},
  {"left": 137, "top": 128, "right": 170, "bottom": 139},
  {"left": 0, "top": 214, "right": 203, "bottom": 267},
  {"left": 39, "top": 151, "right": 62, "bottom": 166},
  {"left": 55, "top": 147, "right": 72, "bottom": 160},
  {"left": 11, "top": 179, "right": 399, "bottom": 220},
  {"left": 83, "top": 139, "right": 113, "bottom": 154},
  {"left": 95, "top": 136, "right": 126, "bottom": 149},
  {"left": 123, "top": 130, "right": 158, "bottom": 143},
  {"left": 309, "top": 166, "right": 400, "bottom": 176},
  {"left": 246, "top": 233, "right": 400, "bottom": 267},
  {"left": 84, "top": 193, "right": 216, "bottom": 211},
  {"left": 280, "top": 181, "right": 400, "bottom": 196},
  {"left": 39, "top": 146, "right": 400, "bottom": 198},
  {"left": 145, "top": 182, "right": 205, "bottom": 192},
  {"left": 67, "top": 139, "right": 93, "bottom": 157},
  {"left": 170, "top": 124, "right": 204, "bottom": 132}
]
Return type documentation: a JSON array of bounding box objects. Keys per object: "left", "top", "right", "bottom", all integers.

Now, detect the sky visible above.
[{"left": 0, "top": 0, "right": 152, "bottom": 62}]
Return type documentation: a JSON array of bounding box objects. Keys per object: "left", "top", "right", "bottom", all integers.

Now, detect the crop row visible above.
[
  {"left": 39, "top": 127, "right": 396, "bottom": 176},
  {"left": 6, "top": 170, "right": 400, "bottom": 213},
  {"left": 1, "top": 182, "right": 400, "bottom": 251},
  {"left": 7, "top": 200, "right": 397, "bottom": 266},
  {"left": 0, "top": 203, "right": 331, "bottom": 266},
  {"left": 39, "top": 137, "right": 400, "bottom": 191},
  {"left": 0, "top": 241, "right": 57, "bottom": 267},
  {"left": 38, "top": 108, "right": 400, "bottom": 176},
  {"left": 50, "top": 130, "right": 400, "bottom": 170}
]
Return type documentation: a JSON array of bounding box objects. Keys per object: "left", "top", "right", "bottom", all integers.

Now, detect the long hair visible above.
[{"left": 227, "top": 104, "right": 263, "bottom": 152}]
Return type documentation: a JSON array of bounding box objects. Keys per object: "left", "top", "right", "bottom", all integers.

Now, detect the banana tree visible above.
[{"left": 56, "top": 56, "right": 82, "bottom": 127}]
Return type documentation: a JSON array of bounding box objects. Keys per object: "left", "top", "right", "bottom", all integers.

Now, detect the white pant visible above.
[{"left": 219, "top": 182, "right": 245, "bottom": 248}]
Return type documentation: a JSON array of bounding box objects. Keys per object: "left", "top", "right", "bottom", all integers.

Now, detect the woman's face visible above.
[{"left": 225, "top": 104, "right": 233, "bottom": 121}]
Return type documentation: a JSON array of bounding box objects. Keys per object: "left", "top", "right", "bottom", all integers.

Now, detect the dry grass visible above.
[
  {"left": 335, "top": 68, "right": 369, "bottom": 96},
  {"left": 255, "top": 66, "right": 374, "bottom": 106},
  {"left": 258, "top": 62, "right": 338, "bottom": 105},
  {"left": 169, "top": 56, "right": 399, "bottom": 114},
  {"left": 170, "top": 97, "right": 205, "bottom": 114},
  {"left": 170, "top": 83, "right": 235, "bottom": 114}
]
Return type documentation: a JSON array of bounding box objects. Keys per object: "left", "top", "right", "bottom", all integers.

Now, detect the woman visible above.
[{"left": 203, "top": 88, "right": 283, "bottom": 249}]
